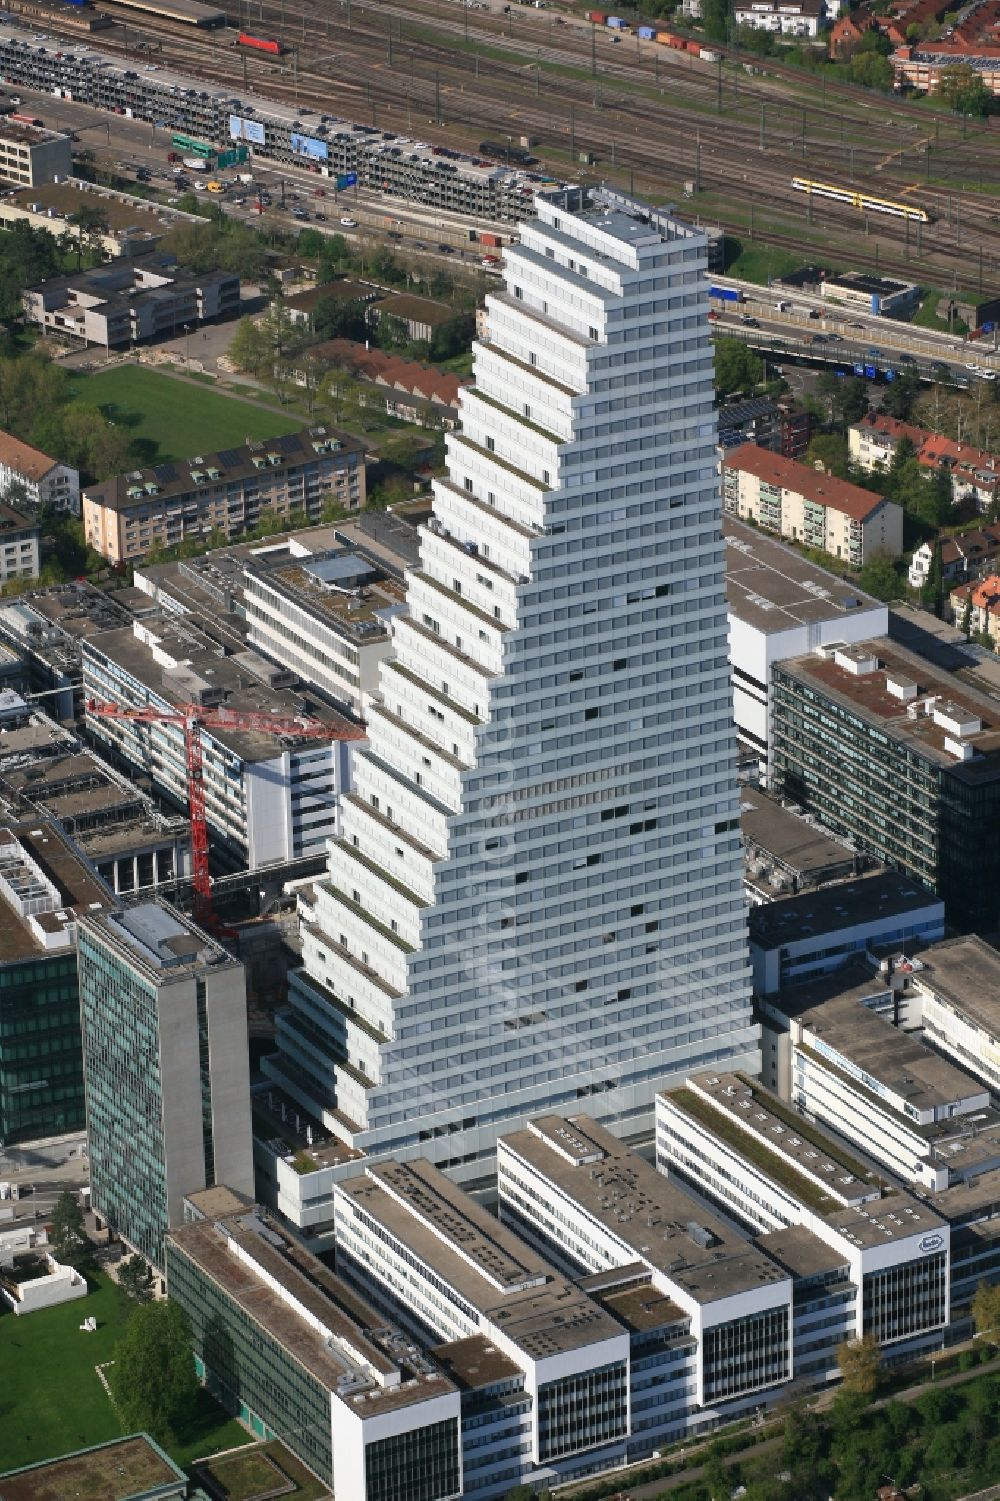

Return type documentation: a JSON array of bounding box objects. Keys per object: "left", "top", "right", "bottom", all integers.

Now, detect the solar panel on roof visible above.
[
  {"left": 153, "top": 463, "right": 179, "bottom": 484},
  {"left": 216, "top": 449, "right": 244, "bottom": 470},
  {"left": 271, "top": 433, "right": 302, "bottom": 454}
]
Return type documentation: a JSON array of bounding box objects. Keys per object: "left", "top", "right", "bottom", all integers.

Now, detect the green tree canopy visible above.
[
  {"left": 715, "top": 337, "right": 763, "bottom": 397},
  {"left": 837, "top": 1331, "right": 883, "bottom": 1395},
  {"left": 972, "top": 1279, "right": 1000, "bottom": 1343},
  {"left": 118, "top": 1253, "right": 155, "bottom": 1305},
  {"left": 938, "top": 62, "right": 993, "bottom": 116},
  {"left": 109, "top": 1300, "right": 200, "bottom": 1444},
  {"left": 49, "top": 1189, "right": 90, "bottom": 1268}
]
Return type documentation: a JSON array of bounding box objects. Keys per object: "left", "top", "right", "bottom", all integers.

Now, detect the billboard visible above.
[
  {"left": 337, "top": 171, "right": 358, "bottom": 190},
  {"left": 291, "top": 132, "right": 328, "bottom": 161},
  {"left": 229, "top": 115, "right": 265, "bottom": 146}
]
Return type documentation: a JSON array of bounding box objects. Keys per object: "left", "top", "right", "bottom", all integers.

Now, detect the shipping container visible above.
[
  {"left": 637, "top": 24, "right": 657, "bottom": 37},
  {"left": 585, "top": 9, "right": 606, "bottom": 20},
  {"left": 238, "top": 31, "right": 285, "bottom": 54},
  {"left": 656, "top": 31, "right": 683, "bottom": 47},
  {"left": 685, "top": 39, "right": 701, "bottom": 52},
  {"left": 479, "top": 231, "right": 500, "bottom": 247},
  {"left": 606, "top": 15, "right": 627, "bottom": 28},
  {"left": 700, "top": 47, "right": 721, "bottom": 60}
]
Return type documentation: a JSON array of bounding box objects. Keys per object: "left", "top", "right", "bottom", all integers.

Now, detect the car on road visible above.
[
  {"left": 437, "top": 243, "right": 453, "bottom": 254},
  {"left": 965, "top": 361, "right": 981, "bottom": 374},
  {"left": 826, "top": 333, "right": 842, "bottom": 342},
  {"left": 899, "top": 353, "right": 914, "bottom": 362},
  {"left": 850, "top": 321, "right": 866, "bottom": 329},
  {"left": 481, "top": 254, "right": 500, "bottom": 267},
  {"left": 740, "top": 316, "right": 760, "bottom": 328},
  {"left": 340, "top": 216, "right": 357, "bottom": 227},
  {"left": 314, "top": 211, "right": 326, "bottom": 221},
  {"left": 292, "top": 207, "right": 308, "bottom": 219},
  {"left": 207, "top": 180, "right": 224, "bottom": 192}
]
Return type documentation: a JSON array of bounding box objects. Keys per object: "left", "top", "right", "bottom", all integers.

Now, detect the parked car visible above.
[{"left": 340, "top": 216, "right": 357, "bottom": 227}]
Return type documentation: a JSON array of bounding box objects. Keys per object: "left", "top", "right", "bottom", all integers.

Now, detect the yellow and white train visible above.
[{"left": 791, "top": 177, "right": 930, "bottom": 223}]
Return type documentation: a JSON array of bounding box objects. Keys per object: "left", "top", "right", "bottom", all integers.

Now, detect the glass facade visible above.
[
  {"left": 536, "top": 1360, "right": 629, "bottom": 1462},
  {"left": 863, "top": 1253, "right": 947, "bottom": 1344},
  {"left": 0, "top": 952, "right": 84, "bottom": 1144},
  {"left": 77, "top": 930, "right": 169, "bottom": 1267},
  {"left": 702, "top": 1307, "right": 790, "bottom": 1403},
  {"left": 366, "top": 1418, "right": 461, "bottom": 1501},
  {"left": 165, "top": 1239, "right": 334, "bottom": 1484}
]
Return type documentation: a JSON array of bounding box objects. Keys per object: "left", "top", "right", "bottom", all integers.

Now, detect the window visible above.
[{"left": 486, "top": 436, "right": 495, "bottom": 453}]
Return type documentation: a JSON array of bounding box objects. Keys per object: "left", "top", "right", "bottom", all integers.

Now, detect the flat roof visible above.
[
  {"left": 167, "top": 1208, "right": 456, "bottom": 1415},
  {"left": 914, "top": 934, "right": 1000, "bottom": 1040},
  {"left": 0, "top": 1435, "right": 184, "bottom": 1501},
  {"left": 431, "top": 1334, "right": 522, "bottom": 1392},
  {"left": 749, "top": 869, "right": 942, "bottom": 950},
  {"left": 725, "top": 516, "right": 886, "bottom": 635},
  {"left": 339, "top": 1159, "right": 625, "bottom": 1358},
  {"left": 741, "top": 787, "right": 858, "bottom": 882},
  {"left": 0, "top": 821, "right": 110, "bottom": 964},
  {"left": 7, "top": 179, "right": 196, "bottom": 239},
  {"left": 246, "top": 546, "right": 404, "bottom": 645},
  {"left": 755, "top": 1224, "right": 851, "bottom": 1281},
  {"left": 502, "top": 1114, "right": 789, "bottom": 1305},
  {"left": 777, "top": 636, "right": 1000, "bottom": 777},
  {"left": 81, "top": 900, "right": 234, "bottom": 980}
]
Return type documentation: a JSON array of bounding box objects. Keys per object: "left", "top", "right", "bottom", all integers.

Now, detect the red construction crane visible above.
[{"left": 87, "top": 698, "right": 366, "bottom": 928}]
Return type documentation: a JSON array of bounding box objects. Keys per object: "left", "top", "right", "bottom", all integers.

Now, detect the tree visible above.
[
  {"left": 938, "top": 62, "right": 992, "bottom": 116},
  {"left": 921, "top": 542, "right": 944, "bottom": 616},
  {"left": 313, "top": 295, "right": 370, "bottom": 344},
  {"left": 972, "top": 1280, "right": 1000, "bottom": 1344},
  {"left": 837, "top": 1332, "right": 882, "bottom": 1396},
  {"left": 110, "top": 1300, "right": 199, "bottom": 1444},
  {"left": 714, "top": 337, "right": 763, "bottom": 397},
  {"left": 881, "top": 367, "right": 920, "bottom": 421},
  {"left": 848, "top": 50, "right": 893, "bottom": 89},
  {"left": 858, "top": 554, "right": 904, "bottom": 601},
  {"left": 807, "top": 433, "right": 849, "bottom": 477},
  {"left": 227, "top": 315, "right": 275, "bottom": 377},
  {"left": 118, "top": 1253, "right": 155, "bottom": 1304},
  {"left": 961, "top": 593, "right": 974, "bottom": 638},
  {"left": 49, "top": 1189, "right": 90, "bottom": 1268},
  {"left": 68, "top": 206, "right": 109, "bottom": 270}
]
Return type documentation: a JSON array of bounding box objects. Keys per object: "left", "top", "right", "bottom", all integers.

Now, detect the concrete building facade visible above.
[{"left": 0, "top": 120, "right": 72, "bottom": 187}]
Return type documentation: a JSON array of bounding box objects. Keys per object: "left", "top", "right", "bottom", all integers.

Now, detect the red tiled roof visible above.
[
  {"left": 305, "top": 338, "right": 468, "bottom": 406},
  {"left": 858, "top": 413, "right": 1000, "bottom": 491},
  {"left": 724, "top": 443, "right": 888, "bottom": 521}
]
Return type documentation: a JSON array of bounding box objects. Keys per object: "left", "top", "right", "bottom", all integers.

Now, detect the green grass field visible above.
[
  {"left": 0, "top": 1270, "right": 247, "bottom": 1474},
  {"left": 68, "top": 366, "right": 301, "bottom": 467}
]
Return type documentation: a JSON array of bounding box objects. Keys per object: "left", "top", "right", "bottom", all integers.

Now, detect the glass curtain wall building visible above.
[{"left": 264, "top": 188, "right": 758, "bottom": 1176}]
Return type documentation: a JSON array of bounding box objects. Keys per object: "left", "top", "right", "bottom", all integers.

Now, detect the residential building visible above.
[
  {"left": 0, "top": 821, "right": 111, "bottom": 1147},
  {"left": 820, "top": 273, "right": 920, "bottom": 318},
  {"left": 770, "top": 636, "right": 1000, "bottom": 927},
  {"left": 891, "top": 43, "right": 1000, "bottom": 96},
  {"left": 297, "top": 339, "right": 469, "bottom": 429},
  {"left": 166, "top": 1186, "right": 463, "bottom": 1498},
  {"left": 733, "top": 0, "right": 824, "bottom": 35},
  {"left": 82, "top": 614, "right": 360, "bottom": 870},
  {"left": 724, "top": 445, "right": 903, "bottom": 565},
  {"left": 725, "top": 516, "right": 888, "bottom": 769},
  {"left": 283, "top": 278, "right": 380, "bottom": 329},
  {"left": 850, "top": 413, "right": 1000, "bottom": 518},
  {"left": 82, "top": 428, "right": 365, "bottom": 565},
  {"left": 0, "top": 504, "right": 39, "bottom": 585},
  {"left": 748, "top": 869, "right": 945, "bottom": 993},
  {"left": 260, "top": 188, "right": 759, "bottom": 1182},
  {"left": 25, "top": 255, "right": 239, "bottom": 349},
  {"left": 740, "top": 785, "right": 872, "bottom": 903},
  {"left": 717, "top": 396, "right": 810, "bottom": 458},
  {"left": 0, "top": 120, "right": 71, "bottom": 187},
  {"left": 829, "top": 8, "right": 877, "bottom": 54},
  {"left": 369, "top": 293, "right": 461, "bottom": 345},
  {"left": 655, "top": 1073, "right": 950, "bottom": 1375},
  {"left": 949, "top": 574, "right": 1000, "bottom": 647},
  {"left": 0, "top": 430, "right": 79, "bottom": 514},
  {"left": 76, "top": 901, "right": 254, "bottom": 1269},
  {"left": 756, "top": 964, "right": 997, "bottom": 1190},
  {"left": 496, "top": 1114, "right": 796, "bottom": 1446},
  {"left": 908, "top": 527, "right": 1000, "bottom": 591}
]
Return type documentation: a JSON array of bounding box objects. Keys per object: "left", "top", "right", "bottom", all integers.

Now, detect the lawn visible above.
[
  {"left": 912, "top": 289, "right": 967, "bottom": 336},
  {"left": 67, "top": 366, "right": 302, "bottom": 467},
  {"left": 0, "top": 1269, "right": 247, "bottom": 1474},
  {"left": 726, "top": 242, "right": 822, "bottom": 285}
]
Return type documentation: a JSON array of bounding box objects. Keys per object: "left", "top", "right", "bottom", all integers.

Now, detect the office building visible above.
[
  {"left": 725, "top": 517, "right": 887, "bottom": 770},
  {"left": 82, "top": 614, "right": 357, "bottom": 870},
  {"left": 82, "top": 427, "right": 365, "bottom": 566},
  {"left": 77, "top": 902, "right": 254, "bottom": 1268},
  {"left": 0, "top": 580, "right": 135, "bottom": 723},
  {"left": 262, "top": 189, "right": 759, "bottom": 1178},
  {"left": 166, "top": 1186, "right": 463, "bottom": 1499},
  {"left": 896, "top": 934, "right": 1000, "bottom": 1098},
  {"left": 770, "top": 636, "right": 1000, "bottom": 928},
  {"left": 0, "top": 821, "right": 110, "bottom": 1146},
  {"left": 749, "top": 870, "right": 945, "bottom": 994},
  {"left": 655, "top": 1073, "right": 950, "bottom": 1375},
  {"left": 756, "top": 964, "right": 997, "bottom": 1191},
  {"left": 0, "top": 119, "right": 72, "bottom": 187},
  {"left": 0, "top": 430, "right": 79, "bottom": 514},
  {"left": 740, "top": 786, "right": 872, "bottom": 904},
  {"left": 26, "top": 254, "right": 239, "bottom": 350},
  {"left": 723, "top": 445, "right": 903, "bottom": 566}
]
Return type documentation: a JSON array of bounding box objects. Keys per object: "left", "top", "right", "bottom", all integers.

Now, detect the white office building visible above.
[
  {"left": 655, "top": 1073, "right": 950, "bottom": 1375},
  {"left": 263, "top": 188, "right": 758, "bottom": 1178}
]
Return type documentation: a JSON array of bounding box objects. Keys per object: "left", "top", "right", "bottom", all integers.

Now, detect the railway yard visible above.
[{"left": 0, "top": 0, "right": 997, "bottom": 294}]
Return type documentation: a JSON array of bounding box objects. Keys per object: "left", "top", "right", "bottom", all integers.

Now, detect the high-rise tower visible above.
[{"left": 265, "top": 190, "right": 759, "bottom": 1177}]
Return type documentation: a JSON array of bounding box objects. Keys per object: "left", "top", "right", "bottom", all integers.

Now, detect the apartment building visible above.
[
  {"left": 0, "top": 430, "right": 79, "bottom": 514},
  {"left": 656, "top": 1073, "right": 950, "bottom": 1376},
  {"left": 723, "top": 444, "right": 903, "bottom": 566},
  {"left": 733, "top": 0, "right": 824, "bottom": 35},
  {"left": 851, "top": 413, "right": 1000, "bottom": 516},
  {"left": 25, "top": 255, "right": 239, "bottom": 349},
  {"left": 0, "top": 120, "right": 71, "bottom": 187},
  {"left": 725, "top": 517, "right": 887, "bottom": 770},
  {"left": 83, "top": 428, "right": 365, "bottom": 565},
  {"left": 77, "top": 902, "right": 254, "bottom": 1270},
  {"left": 0, "top": 821, "right": 111, "bottom": 1147},
  {"left": 166, "top": 1186, "right": 463, "bottom": 1499},
  {"left": 260, "top": 188, "right": 759, "bottom": 1180},
  {"left": 909, "top": 526, "right": 1000, "bottom": 591},
  {"left": 770, "top": 637, "right": 1000, "bottom": 928},
  {"left": 0, "top": 504, "right": 39, "bottom": 585}
]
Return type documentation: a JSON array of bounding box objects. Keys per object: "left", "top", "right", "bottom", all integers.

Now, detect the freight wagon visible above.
[{"left": 479, "top": 140, "right": 537, "bottom": 166}]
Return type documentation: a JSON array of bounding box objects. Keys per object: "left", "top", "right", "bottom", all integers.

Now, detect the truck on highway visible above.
[{"left": 183, "top": 158, "right": 209, "bottom": 171}]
